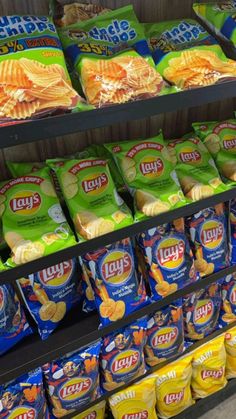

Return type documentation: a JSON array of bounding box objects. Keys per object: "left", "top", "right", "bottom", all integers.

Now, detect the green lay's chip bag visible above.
[
  {"left": 7, "top": 161, "right": 45, "bottom": 177},
  {"left": 105, "top": 134, "right": 186, "bottom": 222},
  {"left": 51, "top": 157, "right": 133, "bottom": 241},
  {"left": 193, "top": 119, "right": 236, "bottom": 184},
  {"left": 167, "top": 134, "right": 227, "bottom": 202},
  {"left": 145, "top": 18, "right": 236, "bottom": 89},
  {"left": 0, "top": 167, "right": 76, "bottom": 267},
  {"left": 193, "top": 2, "right": 236, "bottom": 47},
  {"left": 58, "top": 5, "right": 165, "bottom": 108}
]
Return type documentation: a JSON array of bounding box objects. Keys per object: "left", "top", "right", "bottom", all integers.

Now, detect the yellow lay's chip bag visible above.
[
  {"left": 72, "top": 400, "right": 106, "bottom": 419},
  {"left": 225, "top": 327, "right": 236, "bottom": 379},
  {"left": 155, "top": 355, "right": 194, "bottom": 418},
  {"left": 109, "top": 375, "right": 158, "bottom": 419},
  {"left": 191, "top": 335, "right": 227, "bottom": 399}
]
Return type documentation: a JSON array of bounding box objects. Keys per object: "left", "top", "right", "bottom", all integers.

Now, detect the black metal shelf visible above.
[
  {"left": 1, "top": 187, "right": 236, "bottom": 285},
  {"left": 0, "top": 81, "right": 236, "bottom": 149},
  {"left": 1, "top": 262, "right": 236, "bottom": 385}
]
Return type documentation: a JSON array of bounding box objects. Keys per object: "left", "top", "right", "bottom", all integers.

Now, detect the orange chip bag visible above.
[{"left": 225, "top": 327, "right": 236, "bottom": 379}]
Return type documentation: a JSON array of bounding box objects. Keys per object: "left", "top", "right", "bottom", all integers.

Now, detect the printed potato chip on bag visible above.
[
  {"left": 220, "top": 274, "right": 236, "bottom": 326},
  {"left": 145, "top": 299, "right": 184, "bottom": 367},
  {"left": 43, "top": 341, "right": 101, "bottom": 418},
  {"left": 191, "top": 335, "right": 227, "bottom": 399},
  {"left": 145, "top": 18, "right": 236, "bottom": 89},
  {"left": 185, "top": 205, "right": 229, "bottom": 276},
  {"left": 137, "top": 219, "right": 198, "bottom": 301},
  {"left": 193, "top": 119, "right": 236, "bottom": 185},
  {"left": 155, "top": 354, "right": 194, "bottom": 418},
  {"left": 0, "top": 167, "right": 76, "bottom": 267},
  {"left": 52, "top": 157, "right": 133, "bottom": 241},
  {"left": 0, "top": 368, "right": 48, "bottom": 419},
  {"left": 183, "top": 282, "right": 222, "bottom": 342},
  {"left": 58, "top": 5, "right": 165, "bottom": 108},
  {"left": 100, "top": 318, "right": 147, "bottom": 391},
  {"left": 0, "top": 15, "right": 82, "bottom": 124},
  {"left": 81, "top": 238, "right": 148, "bottom": 327},
  {"left": 105, "top": 135, "right": 186, "bottom": 222},
  {"left": 109, "top": 375, "right": 157, "bottom": 419},
  {"left": 193, "top": 2, "right": 236, "bottom": 47},
  {"left": 72, "top": 400, "right": 106, "bottom": 419},
  {"left": 17, "top": 258, "right": 82, "bottom": 340},
  {"left": 225, "top": 326, "right": 236, "bottom": 379},
  {"left": 168, "top": 134, "right": 226, "bottom": 202}
]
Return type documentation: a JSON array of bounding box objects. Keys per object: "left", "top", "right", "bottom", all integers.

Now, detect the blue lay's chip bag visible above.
[
  {"left": 0, "top": 368, "right": 48, "bottom": 418},
  {"left": 43, "top": 341, "right": 101, "bottom": 418},
  {"left": 220, "top": 273, "right": 236, "bottom": 326},
  {"left": 183, "top": 282, "right": 222, "bottom": 342},
  {"left": 0, "top": 283, "right": 32, "bottom": 355},
  {"left": 185, "top": 204, "right": 229, "bottom": 277},
  {"left": 229, "top": 199, "right": 236, "bottom": 264},
  {"left": 81, "top": 238, "right": 148, "bottom": 327},
  {"left": 137, "top": 218, "right": 198, "bottom": 301},
  {"left": 80, "top": 259, "right": 96, "bottom": 315},
  {"left": 17, "top": 258, "right": 82, "bottom": 340},
  {"left": 100, "top": 318, "right": 147, "bottom": 392},
  {"left": 144, "top": 299, "right": 184, "bottom": 367}
]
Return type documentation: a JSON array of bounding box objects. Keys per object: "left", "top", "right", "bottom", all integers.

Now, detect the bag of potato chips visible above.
[
  {"left": 193, "top": 2, "right": 236, "bottom": 47},
  {"left": 225, "top": 326, "right": 236, "bottom": 379},
  {"left": 155, "top": 355, "right": 194, "bottom": 418},
  {"left": 80, "top": 258, "right": 97, "bottom": 314},
  {"left": 109, "top": 375, "right": 158, "bottom": 419},
  {"left": 145, "top": 18, "right": 236, "bottom": 89},
  {"left": 137, "top": 219, "right": 198, "bottom": 301},
  {"left": 191, "top": 335, "right": 227, "bottom": 398},
  {"left": 105, "top": 134, "right": 186, "bottom": 222},
  {"left": 81, "top": 238, "right": 148, "bottom": 327},
  {"left": 144, "top": 299, "right": 184, "bottom": 367},
  {"left": 71, "top": 400, "right": 106, "bottom": 419},
  {"left": 228, "top": 199, "right": 236, "bottom": 263},
  {"left": 58, "top": 5, "right": 165, "bottom": 108},
  {"left": 220, "top": 274, "right": 236, "bottom": 326},
  {"left": 7, "top": 161, "right": 45, "bottom": 177}
]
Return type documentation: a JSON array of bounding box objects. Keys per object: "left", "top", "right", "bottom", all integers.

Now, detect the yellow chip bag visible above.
[
  {"left": 225, "top": 327, "right": 236, "bottom": 379},
  {"left": 155, "top": 355, "right": 194, "bottom": 418},
  {"left": 72, "top": 401, "right": 106, "bottom": 419},
  {"left": 109, "top": 375, "right": 158, "bottom": 419},
  {"left": 191, "top": 334, "right": 227, "bottom": 399}
]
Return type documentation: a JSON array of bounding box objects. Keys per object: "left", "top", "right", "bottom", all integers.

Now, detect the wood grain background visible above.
[{"left": 0, "top": 0, "right": 235, "bottom": 179}]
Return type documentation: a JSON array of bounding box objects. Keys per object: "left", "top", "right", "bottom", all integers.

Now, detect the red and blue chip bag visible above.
[
  {"left": 81, "top": 238, "right": 148, "bottom": 327},
  {"left": 100, "top": 318, "right": 147, "bottom": 392},
  {"left": 43, "top": 341, "right": 101, "bottom": 417},
  {"left": 144, "top": 299, "right": 184, "bottom": 367},
  {"left": 229, "top": 199, "right": 236, "bottom": 264},
  {"left": 185, "top": 204, "right": 229, "bottom": 276},
  {"left": 17, "top": 258, "right": 82, "bottom": 340},
  {"left": 0, "top": 283, "right": 32, "bottom": 355},
  {"left": 137, "top": 219, "right": 198, "bottom": 300},
  {"left": 80, "top": 258, "right": 97, "bottom": 314},
  {"left": 220, "top": 273, "right": 236, "bottom": 326},
  {"left": 0, "top": 368, "right": 48, "bottom": 418}
]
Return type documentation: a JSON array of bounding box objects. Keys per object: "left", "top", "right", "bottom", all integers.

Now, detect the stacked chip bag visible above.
[
  {"left": 109, "top": 375, "right": 158, "bottom": 419},
  {"left": 0, "top": 15, "right": 83, "bottom": 124},
  {"left": 80, "top": 258, "right": 97, "bottom": 314},
  {"left": 225, "top": 326, "right": 236, "bottom": 379},
  {"left": 145, "top": 18, "right": 236, "bottom": 89},
  {"left": 7, "top": 161, "right": 45, "bottom": 177},
  {"left": 193, "top": 2, "right": 236, "bottom": 48},
  {"left": 105, "top": 135, "right": 186, "bottom": 222},
  {"left": 220, "top": 274, "right": 236, "bottom": 325},
  {"left": 191, "top": 335, "right": 227, "bottom": 398},
  {"left": 137, "top": 218, "right": 198, "bottom": 300},
  {"left": 155, "top": 354, "right": 194, "bottom": 418},
  {"left": 100, "top": 318, "right": 147, "bottom": 391},
  {"left": 81, "top": 238, "right": 147, "bottom": 326},
  {"left": 17, "top": 258, "right": 82, "bottom": 340},
  {"left": 167, "top": 134, "right": 226, "bottom": 202},
  {"left": 0, "top": 368, "right": 48, "bottom": 418},
  {"left": 58, "top": 5, "right": 166, "bottom": 108},
  {"left": 183, "top": 282, "right": 222, "bottom": 342},
  {"left": 43, "top": 341, "right": 101, "bottom": 418},
  {"left": 0, "top": 167, "right": 77, "bottom": 267},
  {"left": 71, "top": 400, "right": 106, "bottom": 419},
  {"left": 145, "top": 300, "right": 184, "bottom": 367},
  {"left": 185, "top": 204, "right": 229, "bottom": 276},
  {"left": 50, "top": 157, "right": 133, "bottom": 241}
]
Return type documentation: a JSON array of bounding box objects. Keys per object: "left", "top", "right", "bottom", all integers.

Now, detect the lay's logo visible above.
[
  {"left": 164, "top": 390, "right": 184, "bottom": 405},
  {"left": 10, "top": 191, "right": 41, "bottom": 215},
  {"left": 223, "top": 138, "right": 236, "bottom": 150},
  {"left": 0, "top": 287, "right": 5, "bottom": 313},
  {"left": 194, "top": 299, "right": 213, "bottom": 325},
  {"left": 8, "top": 407, "right": 36, "bottom": 419},
  {"left": 151, "top": 326, "right": 178, "bottom": 350},
  {"left": 101, "top": 250, "right": 132, "bottom": 285},
  {"left": 122, "top": 411, "right": 148, "bottom": 419},
  {"left": 38, "top": 260, "right": 73, "bottom": 288},
  {"left": 111, "top": 349, "right": 140, "bottom": 375},
  {"left": 200, "top": 220, "right": 224, "bottom": 250},
  {"left": 201, "top": 367, "right": 224, "bottom": 380},
  {"left": 139, "top": 156, "right": 164, "bottom": 178},
  {"left": 83, "top": 413, "right": 97, "bottom": 419},
  {"left": 82, "top": 173, "right": 108, "bottom": 195},
  {"left": 179, "top": 150, "right": 201, "bottom": 163},
  {"left": 59, "top": 377, "right": 92, "bottom": 402},
  {"left": 156, "top": 238, "right": 185, "bottom": 270}
]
